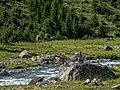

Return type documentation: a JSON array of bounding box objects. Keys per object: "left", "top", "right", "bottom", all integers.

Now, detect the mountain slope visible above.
[{"left": 0, "top": 0, "right": 120, "bottom": 43}]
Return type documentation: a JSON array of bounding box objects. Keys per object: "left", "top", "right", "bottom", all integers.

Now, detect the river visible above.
[{"left": 0, "top": 65, "right": 59, "bottom": 86}]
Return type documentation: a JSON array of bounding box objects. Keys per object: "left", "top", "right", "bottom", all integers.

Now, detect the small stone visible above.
[
  {"left": 31, "top": 57, "right": 37, "bottom": 61},
  {"left": 81, "top": 79, "right": 91, "bottom": 85},
  {"left": 0, "top": 69, "right": 10, "bottom": 76},
  {"left": 28, "top": 77, "right": 44, "bottom": 85},
  {"left": 35, "top": 35, "right": 44, "bottom": 42},
  {"left": 104, "top": 46, "right": 113, "bottom": 50},
  {"left": 19, "top": 50, "right": 31, "bottom": 58},
  {"left": 0, "top": 62, "right": 7, "bottom": 68},
  {"left": 91, "top": 78, "right": 97, "bottom": 83},
  {"left": 107, "top": 38, "right": 114, "bottom": 41}
]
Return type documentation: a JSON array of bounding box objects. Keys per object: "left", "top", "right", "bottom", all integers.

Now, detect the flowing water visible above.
[
  {"left": 0, "top": 65, "right": 59, "bottom": 86},
  {"left": 89, "top": 59, "right": 120, "bottom": 66},
  {"left": 0, "top": 60, "right": 120, "bottom": 86}
]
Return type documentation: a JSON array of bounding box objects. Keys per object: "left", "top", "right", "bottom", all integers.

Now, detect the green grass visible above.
[
  {"left": 0, "top": 77, "right": 120, "bottom": 90},
  {"left": 0, "top": 38, "right": 120, "bottom": 69}
]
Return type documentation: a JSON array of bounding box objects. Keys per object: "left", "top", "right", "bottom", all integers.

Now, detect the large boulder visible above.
[
  {"left": 19, "top": 50, "right": 31, "bottom": 58},
  {"left": 58, "top": 63, "right": 115, "bottom": 81}
]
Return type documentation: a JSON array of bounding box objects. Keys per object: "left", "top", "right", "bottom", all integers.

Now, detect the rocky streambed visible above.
[{"left": 0, "top": 59, "right": 120, "bottom": 86}]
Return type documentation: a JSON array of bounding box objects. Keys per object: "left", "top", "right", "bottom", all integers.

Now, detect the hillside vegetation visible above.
[{"left": 0, "top": 0, "right": 120, "bottom": 44}]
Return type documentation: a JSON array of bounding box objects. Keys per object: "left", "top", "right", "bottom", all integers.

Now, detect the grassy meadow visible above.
[
  {"left": 0, "top": 38, "right": 120, "bottom": 60},
  {"left": 0, "top": 38, "right": 120, "bottom": 69}
]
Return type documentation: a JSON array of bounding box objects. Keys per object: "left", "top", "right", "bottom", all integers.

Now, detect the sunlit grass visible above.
[
  {"left": 0, "top": 38, "right": 120, "bottom": 69},
  {"left": 0, "top": 76, "right": 120, "bottom": 90}
]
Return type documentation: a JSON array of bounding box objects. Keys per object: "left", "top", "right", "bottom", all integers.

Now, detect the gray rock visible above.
[
  {"left": 72, "top": 51, "right": 94, "bottom": 62},
  {"left": 58, "top": 63, "right": 115, "bottom": 81},
  {"left": 91, "top": 78, "right": 104, "bottom": 86},
  {"left": 35, "top": 35, "right": 44, "bottom": 42},
  {"left": 39, "top": 54, "right": 68, "bottom": 64},
  {"left": 40, "top": 55, "right": 55, "bottom": 64},
  {"left": 104, "top": 46, "right": 113, "bottom": 50},
  {"left": 0, "top": 69, "right": 10, "bottom": 76},
  {"left": 0, "top": 62, "right": 7, "bottom": 68},
  {"left": 28, "top": 77, "right": 44, "bottom": 85},
  {"left": 54, "top": 54, "right": 68, "bottom": 64},
  {"left": 31, "top": 57, "right": 37, "bottom": 61},
  {"left": 91, "top": 78, "right": 99, "bottom": 83},
  {"left": 107, "top": 38, "right": 114, "bottom": 41},
  {"left": 81, "top": 79, "right": 91, "bottom": 85},
  {"left": 50, "top": 36, "right": 56, "bottom": 41},
  {"left": 19, "top": 50, "right": 31, "bottom": 58}
]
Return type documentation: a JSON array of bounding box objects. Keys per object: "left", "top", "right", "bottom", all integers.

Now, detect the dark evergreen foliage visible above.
[{"left": 0, "top": 0, "right": 120, "bottom": 44}]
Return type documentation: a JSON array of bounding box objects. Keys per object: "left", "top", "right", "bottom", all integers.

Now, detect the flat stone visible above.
[{"left": 19, "top": 50, "right": 31, "bottom": 58}]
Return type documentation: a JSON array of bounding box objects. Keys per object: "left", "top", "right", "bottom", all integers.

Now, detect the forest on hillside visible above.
[{"left": 0, "top": 0, "right": 120, "bottom": 44}]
